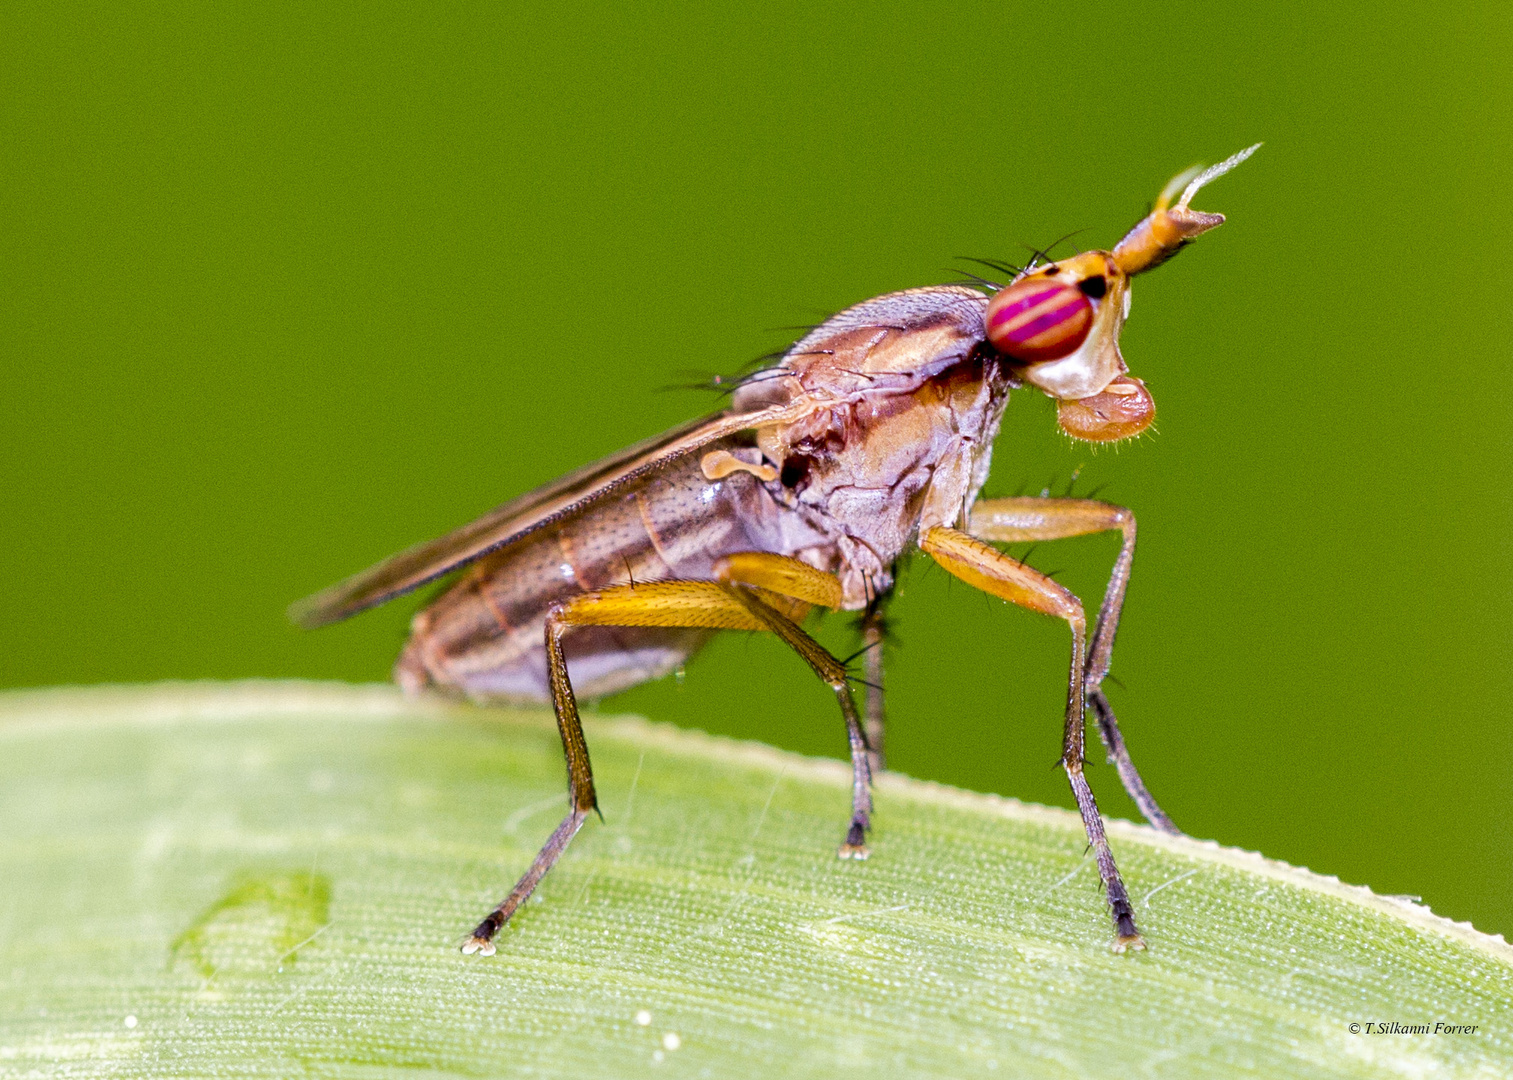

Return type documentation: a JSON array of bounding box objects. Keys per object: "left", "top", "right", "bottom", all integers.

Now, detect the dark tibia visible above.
[
  {"left": 1066, "top": 766, "right": 1143, "bottom": 949},
  {"left": 463, "top": 809, "right": 590, "bottom": 955},
  {"left": 858, "top": 602, "right": 888, "bottom": 773},
  {"left": 1088, "top": 689, "right": 1180, "bottom": 835}
]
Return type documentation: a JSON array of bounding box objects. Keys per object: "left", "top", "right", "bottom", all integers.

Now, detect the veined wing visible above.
[{"left": 289, "top": 402, "right": 810, "bottom": 628}]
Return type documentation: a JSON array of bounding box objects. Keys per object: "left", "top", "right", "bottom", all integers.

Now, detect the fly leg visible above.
[
  {"left": 856, "top": 596, "right": 889, "bottom": 774},
  {"left": 462, "top": 603, "right": 601, "bottom": 956},
  {"left": 463, "top": 558, "right": 861, "bottom": 954},
  {"left": 711, "top": 552, "right": 873, "bottom": 858},
  {"left": 920, "top": 524, "right": 1144, "bottom": 951},
  {"left": 969, "top": 497, "right": 1178, "bottom": 834},
  {"left": 568, "top": 555, "right": 871, "bottom": 855}
]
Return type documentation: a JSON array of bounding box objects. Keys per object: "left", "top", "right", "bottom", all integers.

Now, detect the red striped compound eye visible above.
[{"left": 985, "top": 277, "right": 1093, "bottom": 363}]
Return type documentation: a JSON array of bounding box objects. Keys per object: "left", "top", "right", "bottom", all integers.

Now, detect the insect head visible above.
[{"left": 985, "top": 144, "right": 1260, "bottom": 442}]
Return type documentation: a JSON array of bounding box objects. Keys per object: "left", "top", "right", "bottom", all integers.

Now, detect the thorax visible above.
[{"left": 733, "top": 285, "right": 1013, "bottom": 607}]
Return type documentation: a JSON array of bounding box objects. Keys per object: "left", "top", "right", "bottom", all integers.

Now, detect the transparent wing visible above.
[{"left": 288, "top": 402, "right": 808, "bottom": 628}]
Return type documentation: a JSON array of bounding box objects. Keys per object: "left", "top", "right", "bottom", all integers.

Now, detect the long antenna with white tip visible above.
[{"left": 1175, "top": 143, "right": 1262, "bottom": 211}]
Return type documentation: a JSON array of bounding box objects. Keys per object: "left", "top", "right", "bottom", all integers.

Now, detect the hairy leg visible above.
[
  {"left": 463, "top": 554, "right": 866, "bottom": 953},
  {"left": 969, "top": 497, "right": 1177, "bottom": 834},
  {"left": 921, "top": 524, "right": 1144, "bottom": 952}
]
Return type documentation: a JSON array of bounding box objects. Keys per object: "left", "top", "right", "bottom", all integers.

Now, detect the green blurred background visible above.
[{"left": 4, "top": 3, "right": 1510, "bottom": 939}]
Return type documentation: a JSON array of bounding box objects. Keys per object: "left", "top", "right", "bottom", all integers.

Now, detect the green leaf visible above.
[{"left": 2, "top": 682, "right": 1509, "bottom": 1078}]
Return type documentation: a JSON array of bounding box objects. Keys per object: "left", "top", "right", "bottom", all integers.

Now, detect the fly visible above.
[{"left": 292, "top": 145, "right": 1261, "bottom": 954}]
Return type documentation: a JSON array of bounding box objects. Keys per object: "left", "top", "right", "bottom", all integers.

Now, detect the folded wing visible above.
[{"left": 288, "top": 401, "right": 811, "bottom": 628}]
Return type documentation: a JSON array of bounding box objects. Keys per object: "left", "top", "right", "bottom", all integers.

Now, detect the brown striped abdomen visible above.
[{"left": 397, "top": 442, "right": 805, "bottom": 702}]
